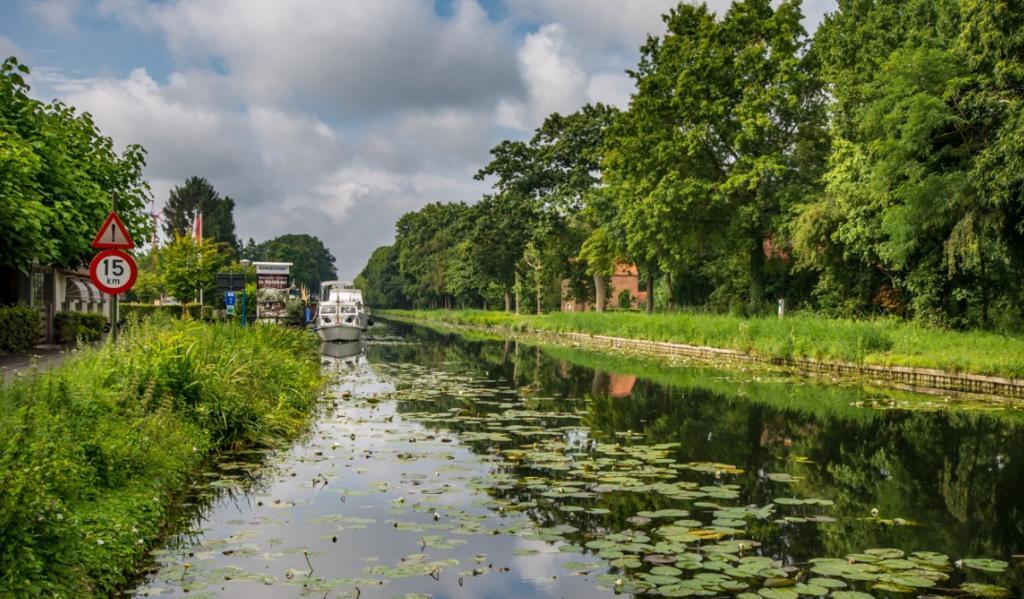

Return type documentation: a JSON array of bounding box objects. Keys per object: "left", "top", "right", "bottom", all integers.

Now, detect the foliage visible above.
[
  {"left": 0, "top": 57, "right": 150, "bottom": 273},
  {"left": 158, "top": 235, "right": 230, "bottom": 311},
  {"left": 384, "top": 309, "right": 1024, "bottom": 379},
  {"left": 356, "top": 245, "right": 408, "bottom": 308},
  {"left": 253, "top": 233, "right": 337, "bottom": 293},
  {"left": 0, "top": 318, "right": 324, "bottom": 595},
  {"left": 161, "top": 176, "right": 239, "bottom": 250},
  {"left": 54, "top": 311, "right": 107, "bottom": 344},
  {"left": 0, "top": 304, "right": 39, "bottom": 353},
  {"left": 120, "top": 302, "right": 213, "bottom": 321},
  {"left": 794, "top": 0, "right": 1024, "bottom": 328},
  {"left": 357, "top": 0, "right": 1023, "bottom": 332}
]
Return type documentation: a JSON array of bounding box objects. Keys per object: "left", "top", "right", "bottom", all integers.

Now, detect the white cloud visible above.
[
  {"left": 0, "top": 35, "right": 23, "bottom": 60},
  {"left": 23, "top": 0, "right": 81, "bottom": 33},
  {"left": 16, "top": 0, "right": 838, "bottom": 278},
  {"left": 585, "top": 71, "right": 634, "bottom": 108},
  {"left": 98, "top": 0, "right": 524, "bottom": 118},
  {"left": 497, "top": 23, "right": 588, "bottom": 131}
]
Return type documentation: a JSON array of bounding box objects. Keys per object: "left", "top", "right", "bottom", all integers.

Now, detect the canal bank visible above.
[
  {"left": 130, "top": 322, "right": 1024, "bottom": 598},
  {"left": 0, "top": 319, "right": 325, "bottom": 597},
  {"left": 382, "top": 310, "right": 1024, "bottom": 399}
]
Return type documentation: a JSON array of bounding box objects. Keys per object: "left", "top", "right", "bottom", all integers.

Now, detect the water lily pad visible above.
[
  {"left": 959, "top": 583, "right": 1010, "bottom": 597},
  {"left": 961, "top": 558, "right": 1009, "bottom": 573}
]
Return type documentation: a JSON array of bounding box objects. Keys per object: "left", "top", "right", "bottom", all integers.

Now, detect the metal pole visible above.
[
  {"left": 241, "top": 265, "right": 248, "bottom": 328},
  {"left": 111, "top": 194, "right": 118, "bottom": 343}
]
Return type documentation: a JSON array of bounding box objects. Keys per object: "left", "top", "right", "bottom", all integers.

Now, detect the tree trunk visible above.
[
  {"left": 980, "top": 228, "right": 989, "bottom": 327},
  {"left": 504, "top": 289, "right": 511, "bottom": 313},
  {"left": 593, "top": 273, "right": 606, "bottom": 312},
  {"left": 645, "top": 274, "right": 654, "bottom": 314},
  {"left": 749, "top": 241, "right": 765, "bottom": 313},
  {"left": 535, "top": 269, "right": 542, "bottom": 315},
  {"left": 666, "top": 271, "right": 675, "bottom": 312},
  {"left": 512, "top": 272, "right": 520, "bottom": 315}
]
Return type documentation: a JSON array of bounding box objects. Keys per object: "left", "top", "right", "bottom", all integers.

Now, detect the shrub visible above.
[
  {"left": 54, "top": 312, "right": 107, "bottom": 344},
  {"left": 120, "top": 303, "right": 215, "bottom": 321},
  {"left": 0, "top": 304, "right": 40, "bottom": 353},
  {"left": 618, "top": 289, "right": 632, "bottom": 309}
]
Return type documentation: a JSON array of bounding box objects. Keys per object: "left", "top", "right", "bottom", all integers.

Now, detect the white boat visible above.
[{"left": 315, "top": 280, "right": 373, "bottom": 342}]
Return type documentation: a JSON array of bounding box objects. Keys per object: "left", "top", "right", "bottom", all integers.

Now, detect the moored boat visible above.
[{"left": 314, "top": 280, "right": 372, "bottom": 342}]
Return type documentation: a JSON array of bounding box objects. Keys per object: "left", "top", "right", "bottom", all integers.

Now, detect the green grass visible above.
[
  {"left": 384, "top": 309, "right": 1024, "bottom": 379},
  {"left": 0, "top": 317, "right": 325, "bottom": 596}
]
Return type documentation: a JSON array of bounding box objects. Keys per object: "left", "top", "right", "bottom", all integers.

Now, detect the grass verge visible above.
[
  {"left": 384, "top": 309, "right": 1024, "bottom": 379},
  {"left": 0, "top": 317, "right": 325, "bottom": 596}
]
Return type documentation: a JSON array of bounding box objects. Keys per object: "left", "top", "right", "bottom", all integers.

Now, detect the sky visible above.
[{"left": 2, "top": 0, "right": 838, "bottom": 278}]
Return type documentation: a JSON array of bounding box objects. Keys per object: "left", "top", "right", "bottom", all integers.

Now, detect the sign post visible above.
[
  {"left": 91, "top": 207, "right": 136, "bottom": 342},
  {"left": 225, "top": 291, "right": 236, "bottom": 316}
]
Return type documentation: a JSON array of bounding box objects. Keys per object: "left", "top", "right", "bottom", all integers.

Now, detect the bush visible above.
[
  {"left": 0, "top": 319, "right": 325, "bottom": 595},
  {"left": 0, "top": 304, "right": 40, "bottom": 353},
  {"left": 618, "top": 289, "right": 632, "bottom": 309},
  {"left": 120, "top": 303, "right": 215, "bottom": 321},
  {"left": 54, "top": 312, "right": 107, "bottom": 344}
]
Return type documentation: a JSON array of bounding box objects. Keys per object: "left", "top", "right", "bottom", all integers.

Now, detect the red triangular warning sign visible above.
[{"left": 91, "top": 212, "right": 135, "bottom": 249}]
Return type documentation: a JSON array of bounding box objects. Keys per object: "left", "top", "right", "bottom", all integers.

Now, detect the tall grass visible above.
[
  {"left": 384, "top": 309, "right": 1024, "bottom": 379},
  {"left": 0, "top": 317, "right": 324, "bottom": 596}
]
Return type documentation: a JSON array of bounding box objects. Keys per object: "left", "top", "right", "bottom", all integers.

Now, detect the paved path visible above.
[{"left": 1, "top": 345, "right": 71, "bottom": 386}]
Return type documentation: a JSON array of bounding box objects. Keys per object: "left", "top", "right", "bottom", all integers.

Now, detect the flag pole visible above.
[{"left": 196, "top": 211, "right": 203, "bottom": 310}]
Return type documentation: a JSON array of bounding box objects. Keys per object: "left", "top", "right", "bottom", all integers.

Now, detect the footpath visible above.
[{"left": 1, "top": 345, "right": 72, "bottom": 385}]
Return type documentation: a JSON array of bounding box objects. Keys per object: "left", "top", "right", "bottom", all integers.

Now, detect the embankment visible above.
[
  {"left": 0, "top": 318, "right": 325, "bottom": 596},
  {"left": 383, "top": 310, "right": 1024, "bottom": 397}
]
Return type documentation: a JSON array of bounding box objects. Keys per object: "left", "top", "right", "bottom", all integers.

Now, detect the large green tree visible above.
[
  {"left": 0, "top": 57, "right": 150, "bottom": 275},
  {"left": 162, "top": 176, "right": 239, "bottom": 250},
  {"left": 477, "top": 104, "right": 620, "bottom": 312},
  {"left": 606, "top": 0, "right": 828, "bottom": 313},
  {"left": 393, "top": 202, "right": 472, "bottom": 308},
  {"left": 259, "top": 233, "right": 338, "bottom": 293},
  {"left": 355, "top": 245, "right": 407, "bottom": 308},
  {"left": 159, "top": 235, "right": 229, "bottom": 310},
  {"left": 795, "top": 0, "right": 1024, "bottom": 327}
]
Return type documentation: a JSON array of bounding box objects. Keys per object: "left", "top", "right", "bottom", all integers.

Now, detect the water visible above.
[{"left": 132, "top": 322, "right": 1024, "bottom": 598}]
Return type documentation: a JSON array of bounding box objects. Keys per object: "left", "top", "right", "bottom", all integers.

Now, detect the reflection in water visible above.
[
  {"left": 320, "top": 338, "right": 367, "bottom": 360},
  {"left": 377, "top": 323, "right": 1024, "bottom": 593},
  {"left": 133, "top": 322, "right": 1024, "bottom": 598}
]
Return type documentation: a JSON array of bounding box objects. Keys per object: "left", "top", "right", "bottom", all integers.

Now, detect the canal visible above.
[{"left": 132, "top": 321, "right": 1024, "bottom": 598}]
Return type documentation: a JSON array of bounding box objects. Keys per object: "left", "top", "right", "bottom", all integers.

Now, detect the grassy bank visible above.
[
  {"left": 0, "top": 318, "right": 325, "bottom": 596},
  {"left": 384, "top": 309, "right": 1024, "bottom": 379}
]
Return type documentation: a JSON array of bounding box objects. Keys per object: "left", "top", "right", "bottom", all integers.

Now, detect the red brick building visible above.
[{"left": 561, "top": 263, "right": 647, "bottom": 311}]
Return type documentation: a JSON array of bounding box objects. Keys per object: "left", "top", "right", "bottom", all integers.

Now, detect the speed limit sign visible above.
[{"left": 89, "top": 249, "right": 138, "bottom": 295}]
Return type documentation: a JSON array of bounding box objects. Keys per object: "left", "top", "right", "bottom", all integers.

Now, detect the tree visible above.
[
  {"left": 0, "top": 57, "right": 150, "bottom": 275},
  {"left": 476, "top": 104, "right": 620, "bottom": 312},
  {"left": 159, "top": 235, "right": 228, "bottom": 312},
  {"left": 355, "top": 245, "right": 408, "bottom": 308},
  {"left": 465, "top": 194, "right": 536, "bottom": 312},
  {"left": 162, "top": 176, "right": 239, "bottom": 250},
  {"left": 605, "top": 0, "right": 828, "bottom": 313},
  {"left": 393, "top": 202, "right": 472, "bottom": 308},
  {"left": 795, "top": 0, "right": 1024, "bottom": 327},
  {"left": 260, "top": 234, "right": 337, "bottom": 293}
]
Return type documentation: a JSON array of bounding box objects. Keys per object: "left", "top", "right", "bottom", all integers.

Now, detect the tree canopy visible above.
[
  {"left": 162, "top": 176, "right": 240, "bottom": 250},
  {"left": 356, "top": 0, "right": 1024, "bottom": 330},
  {"left": 0, "top": 57, "right": 150, "bottom": 273}
]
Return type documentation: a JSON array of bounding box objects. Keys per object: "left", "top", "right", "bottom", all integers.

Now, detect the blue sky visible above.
[{"left": 2, "top": 0, "right": 837, "bottom": 278}]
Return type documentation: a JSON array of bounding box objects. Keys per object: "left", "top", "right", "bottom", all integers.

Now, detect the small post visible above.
[
  {"left": 777, "top": 298, "right": 785, "bottom": 320},
  {"left": 239, "top": 259, "right": 251, "bottom": 327}
]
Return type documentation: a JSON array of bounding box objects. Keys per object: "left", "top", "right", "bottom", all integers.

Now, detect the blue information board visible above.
[{"left": 225, "top": 291, "right": 236, "bottom": 306}]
